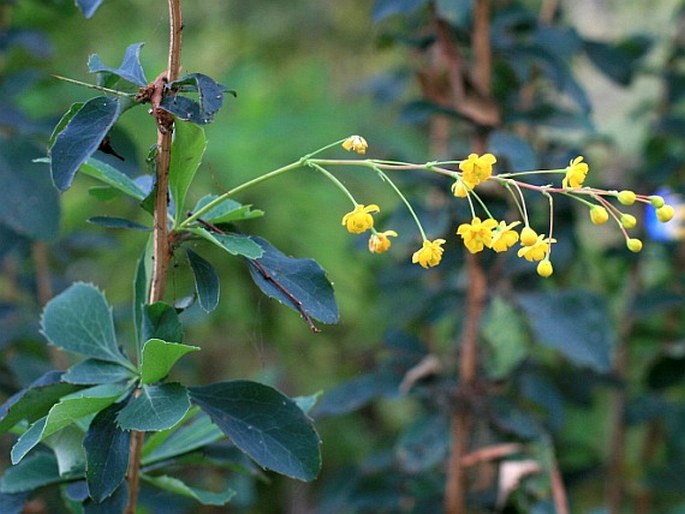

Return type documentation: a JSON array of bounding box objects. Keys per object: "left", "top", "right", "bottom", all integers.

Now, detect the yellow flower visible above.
[
  {"left": 537, "top": 259, "right": 553, "bottom": 278},
  {"left": 590, "top": 205, "right": 609, "bottom": 225},
  {"left": 342, "top": 135, "right": 368, "bottom": 155},
  {"left": 520, "top": 226, "right": 538, "bottom": 246},
  {"left": 341, "top": 204, "right": 380, "bottom": 234},
  {"left": 657, "top": 204, "right": 675, "bottom": 222},
  {"left": 368, "top": 230, "right": 397, "bottom": 254},
  {"left": 627, "top": 238, "right": 643, "bottom": 253},
  {"left": 562, "top": 156, "right": 589, "bottom": 188},
  {"left": 517, "top": 234, "right": 556, "bottom": 262},
  {"left": 621, "top": 214, "right": 637, "bottom": 229},
  {"left": 412, "top": 239, "right": 447, "bottom": 268},
  {"left": 459, "top": 153, "right": 497, "bottom": 187},
  {"left": 450, "top": 179, "right": 471, "bottom": 198},
  {"left": 456, "top": 217, "right": 498, "bottom": 254},
  {"left": 490, "top": 220, "right": 521, "bottom": 253},
  {"left": 617, "top": 190, "right": 636, "bottom": 205}
]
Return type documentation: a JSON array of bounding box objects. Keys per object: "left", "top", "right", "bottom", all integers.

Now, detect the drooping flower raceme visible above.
[
  {"left": 562, "top": 156, "right": 589, "bottom": 188},
  {"left": 412, "top": 239, "right": 446, "bottom": 268},
  {"left": 342, "top": 204, "right": 380, "bottom": 234},
  {"left": 368, "top": 230, "right": 397, "bottom": 254},
  {"left": 456, "top": 217, "right": 498, "bottom": 254}
]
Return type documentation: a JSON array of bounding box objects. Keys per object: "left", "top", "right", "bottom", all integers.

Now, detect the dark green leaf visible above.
[
  {"left": 189, "top": 228, "right": 263, "bottom": 259},
  {"left": 75, "top": 0, "right": 105, "bottom": 18},
  {"left": 0, "top": 141, "right": 60, "bottom": 240},
  {"left": 489, "top": 131, "right": 538, "bottom": 172},
  {"left": 192, "top": 195, "right": 263, "bottom": 223},
  {"left": 79, "top": 158, "right": 146, "bottom": 200},
  {"left": 11, "top": 383, "right": 130, "bottom": 464},
  {"left": 189, "top": 380, "right": 321, "bottom": 481},
  {"left": 395, "top": 413, "right": 449, "bottom": 473},
  {"left": 186, "top": 248, "right": 219, "bottom": 312},
  {"left": 83, "top": 482, "right": 128, "bottom": 514},
  {"left": 48, "top": 102, "right": 84, "bottom": 150},
  {"left": 0, "top": 491, "right": 29, "bottom": 514},
  {"left": 246, "top": 237, "right": 339, "bottom": 325},
  {"left": 142, "top": 412, "right": 223, "bottom": 465},
  {"left": 647, "top": 356, "right": 685, "bottom": 390},
  {"left": 49, "top": 96, "right": 121, "bottom": 191},
  {"left": 142, "top": 474, "right": 235, "bottom": 506},
  {"left": 41, "top": 282, "right": 129, "bottom": 365},
  {"left": 117, "top": 383, "right": 190, "bottom": 431},
  {"left": 140, "top": 339, "right": 199, "bottom": 385},
  {"left": 87, "top": 216, "right": 150, "bottom": 231},
  {"left": 84, "top": 403, "right": 129, "bottom": 502},
  {"left": 169, "top": 121, "right": 206, "bottom": 220},
  {"left": 0, "top": 371, "right": 79, "bottom": 433},
  {"left": 63, "top": 359, "right": 134, "bottom": 385},
  {"left": 0, "top": 453, "right": 61, "bottom": 493},
  {"left": 161, "top": 73, "right": 231, "bottom": 124},
  {"left": 373, "top": 0, "right": 429, "bottom": 22},
  {"left": 516, "top": 290, "right": 615, "bottom": 372},
  {"left": 142, "top": 302, "right": 183, "bottom": 344},
  {"left": 88, "top": 43, "right": 148, "bottom": 87},
  {"left": 583, "top": 36, "right": 652, "bottom": 86},
  {"left": 133, "top": 247, "right": 150, "bottom": 347}
]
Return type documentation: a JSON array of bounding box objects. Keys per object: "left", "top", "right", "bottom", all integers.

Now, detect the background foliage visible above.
[{"left": 1, "top": 0, "right": 685, "bottom": 513}]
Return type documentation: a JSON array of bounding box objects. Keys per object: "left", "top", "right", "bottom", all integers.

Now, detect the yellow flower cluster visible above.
[{"left": 451, "top": 153, "right": 497, "bottom": 197}]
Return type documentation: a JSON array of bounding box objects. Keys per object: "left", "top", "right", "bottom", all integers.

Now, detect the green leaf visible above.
[
  {"left": 83, "top": 482, "right": 128, "bottom": 514},
  {"left": 246, "top": 237, "right": 339, "bottom": 325},
  {"left": 142, "top": 412, "right": 223, "bottom": 465},
  {"left": 88, "top": 43, "right": 148, "bottom": 87},
  {"left": 49, "top": 96, "right": 121, "bottom": 191},
  {"left": 293, "top": 391, "right": 322, "bottom": 415},
  {"left": 41, "top": 282, "right": 130, "bottom": 366},
  {"left": 189, "top": 380, "right": 321, "bottom": 481},
  {"left": 84, "top": 403, "right": 129, "bottom": 502},
  {"left": 44, "top": 425, "right": 86, "bottom": 477},
  {"left": 0, "top": 371, "right": 79, "bottom": 433},
  {"left": 63, "top": 359, "right": 136, "bottom": 385},
  {"left": 160, "top": 73, "right": 232, "bottom": 125},
  {"left": 48, "top": 102, "right": 84, "bottom": 150},
  {"left": 133, "top": 245, "right": 151, "bottom": 348},
  {"left": 117, "top": 383, "right": 190, "bottom": 431},
  {"left": 482, "top": 296, "right": 528, "bottom": 379},
  {"left": 11, "top": 383, "right": 130, "bottom": 464},
  {"left": 140, "top": 339, "right": 200, "bottom": 385},
  {"left": 169, "top": 121, "right": 206, "bottom": 223},
  {"left": 395, "top": 413, "right": 449, "bottom": 473},
  {"left": 583, "top": 36, "right": 651, "bottom": 86},
  {"left": 142, "top": 474, "right": 235, "bottom": 506},
  {"left": 192, "top": 195, "right": 264, "bottom": 223},
  {"left": 186, "top": 248, "right": 219, "bottom": 312},
  {"left": 516, "top": 290, "right": 615, "bottom": 372},
  {"left": 87, "top": 216, "right": 150, "bottom": 231},
  {"left": 0, "top": 453, "right": 61, "bottom": 493},
  {"left": 189, "top": 227, "right": 263, "bottom": 259},
  {"left": 79, "top": 158, "right": 146, "bottom": 200},
  {"left": 142, "top": 302, "right": 183, "bottom": 344},
  {"left": 0, "top": 491, "right": 29, "bottom": 514},
  {"left": 75, "top": 0, "right": 105, "bottom": 18}
]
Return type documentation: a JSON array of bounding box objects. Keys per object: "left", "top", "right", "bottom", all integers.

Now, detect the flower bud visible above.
[
  {"left": 627, "top": 238, "right": 643, "bottom": 253},
  {"left": 590, "top": 205, "right": 609, "bottom": 225},
  {"left": 520, "top": 226, "right": 538, "bottom": 246},
  {"left": 617, "top": 190, "right": 637, "bottom": 205},
  {"left": 656, "top": 204, "right": 675, "bottom": 222},
  {"left": 650, "top": 195, "right": 665, "bottom": 208},
  {"left": 537, "top": 259, "right": 553, "bottom": 278},
  {"left": 620, "top": 214, "right": 637, "bottom": 229}
]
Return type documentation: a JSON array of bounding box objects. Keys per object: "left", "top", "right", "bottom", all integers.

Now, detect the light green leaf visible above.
[
  {"left": 188, "top": 227, "right": 263, "bottom": 259},
  {"left": 192, "top": 195, "right": 264, "bottom": 223},
  {"left": 11, "top": 383, "right": 130, "bottom": 464},
  {"left": 140, "top": 339, "right": 200, "bottom": 385},
  {"left": 142, "top": 474, "right": 235, "bottom": 506},
  {"left": 482, "top": 296, "right": 528, "bottom": 379},
  {"left": 0, "top": 453, "right": 61, "bottom": 493},
  {"left": 63, "top": 359, "right": 136, "bottom": 385},
  {"left": 41, "top": 283, "right": 130, "bottom": 367},
  {"left": 117, "top": 383, "right": 190, "bottom": 431},
  {"left": 44, "top": 425, "right": 86, "bottom": 476},
  {"left": 170, "top": 122, "right": 206, "bottom": 224}
]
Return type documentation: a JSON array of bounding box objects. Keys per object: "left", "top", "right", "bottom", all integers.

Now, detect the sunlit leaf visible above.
[
  {"left": 142, "top": 474, "right": 235, "bottom": 506},
  {"left": 140, "top": 339, "right": 199, "bottom": 385}
]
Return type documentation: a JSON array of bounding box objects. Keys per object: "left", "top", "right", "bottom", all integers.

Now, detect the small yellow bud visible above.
[
  {"left": 620, "top": 214, "right": 637, "bottom": 229},
  {"left": 342, "top": 135, "right": 368, "bottom": 155},
  {"left": 627, "top": 238, "right": 643, "bottom": 253},
  {"left": 657, "top": 204, "right": 675, "bottom": 222},
  {"left": 537, "top": 259, "right": 553, "bottom": 278},
  {"left": 520, "top": 226, "right": 538, "bottom": 246},
  {"left": 650, "top": 195, "right": 665, "bottom": 208},
  {"left": 617, "top": 190, "right": 636, "bottom": 205},
  {"left": 590, "top": 205, "right": 609, "bottom": 225}
]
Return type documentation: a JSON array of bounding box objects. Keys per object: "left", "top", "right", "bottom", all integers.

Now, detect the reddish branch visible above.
[{"left": 125, "top": 1, "right": 183, "bottom": 513}]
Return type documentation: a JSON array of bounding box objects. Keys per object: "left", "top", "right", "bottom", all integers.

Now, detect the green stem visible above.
[
  {"left": 307, "top": 162, "right": 358, "bottom": 205},
  {"left": 373, "top": 167, "right": 427, "bottom": 240}
]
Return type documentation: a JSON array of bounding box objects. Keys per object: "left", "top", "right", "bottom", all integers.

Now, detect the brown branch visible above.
[
  {"left": 125, "top": 1, "right": 183, "bottom": 513},
  {"left": 550, "top": 449, "right": 570, "bottom": 514}
]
